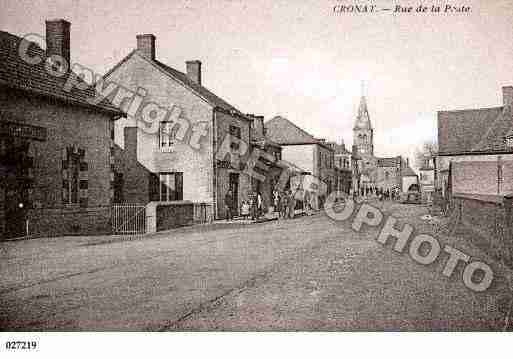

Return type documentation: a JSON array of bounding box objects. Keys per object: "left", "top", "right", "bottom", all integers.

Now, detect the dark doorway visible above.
[
  {"left": 113, "top": 172, "right": 124, "bottom": 203},
  {"left": 229, "top": 173, "right": 239, "bottom": 214},
  {"left": 1, "top": 139, "right": 30, "bottom": 239}
]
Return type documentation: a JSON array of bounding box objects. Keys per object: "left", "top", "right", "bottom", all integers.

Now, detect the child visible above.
[{"left": 241, "top": 200, "right": 250, "bottom": 220}]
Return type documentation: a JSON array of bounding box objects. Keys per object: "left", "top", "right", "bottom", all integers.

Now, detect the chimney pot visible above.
[
  {"left": 502, "top": 86, "right": 513, "bottom": 107},
  {"left": 136, "top": 34, "right": 156, "bottom": 60},
  {"left": 45, "top": 19, "right": 71, "bottom": 66},
  {"left": 186, "top": 60, "right": 202, "bottom": 85}
]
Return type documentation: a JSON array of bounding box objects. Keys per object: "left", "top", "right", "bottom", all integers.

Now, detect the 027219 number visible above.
[{"left": 5, "top": 341, "right": 37, "bottom": 350}]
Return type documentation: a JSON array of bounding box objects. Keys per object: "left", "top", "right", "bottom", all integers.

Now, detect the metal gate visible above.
[{"left": 112, "top": 204, "right": 146, "bottom": 235}]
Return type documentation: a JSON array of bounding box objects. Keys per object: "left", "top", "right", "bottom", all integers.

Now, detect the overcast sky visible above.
[{"left": 1, "top": 0, "right": 512, "bottom": 164}]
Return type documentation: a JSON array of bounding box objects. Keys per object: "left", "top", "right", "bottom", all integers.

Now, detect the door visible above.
[
  {"left": 229, "top": 173, "right": 239, "bottom": 214},
  {"left": 4, "top": 179, "right": 26, "bottom": 238},
  {"left": 1, "top": 140, "right": 28, "bottom": 239},
  {"left": 0, "top": 138, "right": 30, "bottom": 238},
  {"left": 113, "top": 172, "right": 124, "bottom": 203}
]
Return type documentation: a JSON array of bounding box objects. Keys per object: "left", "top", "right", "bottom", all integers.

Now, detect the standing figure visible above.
[
  {"left": 224, "top": 189, "right": 233, "bottom": 221},
  {"left": 249, "top": 192, "right": 257, "bottom": 220},
  {"left": 280, "top": 191, "right": 287, "bottom": 219},
  {"left": 288, "top": 189, "right": 296, "bottom": 219},
  {"left": 273, "top": 189, "right": 279, "bottom": 214},
  {"left": 256, "top": 192, "right": 263, "bottom": 219},
  {"left": 241, "top": 200, "right": 250, "bottom": 220}
]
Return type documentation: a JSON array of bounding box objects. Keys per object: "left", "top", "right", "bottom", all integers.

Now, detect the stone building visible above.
[
  {"left": 437, "top": 86, "right": 513, "bottom": 198},
  {"left": 265, "top": 116, "right": 335, "bottom": 206},
  {"left": 437, "top": 85, "right": 513, "bottom": 254},
  {"left": 104, "top": 34, "right": 264, "bottom": 223},
  {"left": 0, "top": 20, "right": 123, "bottom": 239},
  {"left": 327, "top": 140, "right": 352, "bottom": 194},
  {"left": 419, "top": 156, "right": 435, "bottom": 203},
  {"left": 246, "top": 114, "right": 282, "bottom": 212}
]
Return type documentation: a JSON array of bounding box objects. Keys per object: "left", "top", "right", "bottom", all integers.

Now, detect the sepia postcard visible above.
[{"left": 0, "top": 0, "right": 512, "bottom": 355}]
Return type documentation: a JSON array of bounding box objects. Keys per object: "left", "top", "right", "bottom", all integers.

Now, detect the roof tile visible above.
[
  {"left": 0, "top": 30, "right": 121, "bottom": 114},
  {"left": 438, "top": 106, "right": 512, "bottom": 155}
]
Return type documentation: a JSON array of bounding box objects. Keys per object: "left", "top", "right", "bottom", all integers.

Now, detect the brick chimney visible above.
[
  {"left": 45, "top": 19, "right": 71, "bottom": 65},
  {"left": 136, "top": 34, "right": 156, "bottom": 60},
  {"left": 186, "top": 60, "right": 202, "bottom": 85},
  {"left": 503, "top": 86, "right": 513, "bottom": 107}
]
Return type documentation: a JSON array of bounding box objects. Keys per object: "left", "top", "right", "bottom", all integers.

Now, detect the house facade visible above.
[
  {"left": 419, "top": 156, "right": 435, "bottom": 203},
  {"left": 375, "top": 157, "right": 402, "bottom": 192},
  {"left": 104, "top": 34, "right": 255, "bottom": 222},
  {"left": 246, "top": 114, "right": 282, "bottom": 211},
  {"left": 436, "top": 85, "right": 513, "bottom": 249},
  {"left": 0, "top": 20, "right": 123, "bottom": 239},
  {"left": 265, "top": 116, "right": 335, "bottom": 206},
  {"left": 327, "top": 140, "right": 352, "bottom": 194},
  {"left": 437, "top": 86, "right": 513, "bottom": 198}
]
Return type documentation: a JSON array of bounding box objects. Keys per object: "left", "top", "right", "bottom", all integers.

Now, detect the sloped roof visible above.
[
  {"left": 438, "top": 106, "right": 513, "bottom": 155},
  {"left": 279, "top": 159, "right": 308, "bottom": 174},
  {"left": 0, "top": 30, "right": 121, "bottom": 114},
  {"left": 327, "top": 141, "right": 351, "bottom": 155},
  {"left": 251, "top": 136, "right": 281, "bottom": 150},
  {"left": 153, "top": 59, "right": 239, "bottom": 112},
  {"left": 265, "top": 116, "right": 330, "bottom": 149},
  {"left": 104, "top": 49, "right": 240, "bottom": 113}
]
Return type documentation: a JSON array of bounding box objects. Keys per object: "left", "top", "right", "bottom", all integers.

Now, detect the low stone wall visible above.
[
  {"left": 156, "top": 202, "right": 193, "bottom": 231},
  {"left": 453, "top": 193, "right": 513, "bottom": 262},
  {"left": 146, "top": 201, "right": 213, "bottom": 233},
  {"left": 26, "top": 206, "right": 111, "bottom": 237}
]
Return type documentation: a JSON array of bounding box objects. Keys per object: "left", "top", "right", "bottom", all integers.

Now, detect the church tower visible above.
[{"left": 353, "top": 88, "right": 374, "bottom": 156}]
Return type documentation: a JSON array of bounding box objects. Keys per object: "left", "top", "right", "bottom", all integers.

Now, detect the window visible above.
[
  {"left": 151, "top": 172, "right": 183, "bottom": 201},
  {"left": 506, "top": 136, "right": 513, "bottom": 148},
  {"left": 160, "top": 121, "right": 179, "bottom": 152},
  {"left": 229, "top": 125, "right": 241, "bottom": 152},
  {"left": 229, "top": 125, "right": 241, "bottom": 139},
  {"left": 62, "top": 146, "right": 87, "bottom": 206}
]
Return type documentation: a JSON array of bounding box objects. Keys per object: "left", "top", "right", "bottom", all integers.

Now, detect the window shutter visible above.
[
  {"left": 62, "top": 147, "right": 69, "bottom": 203},
  {"left": 78, "top": 149, "right": 88, "bottom": 208}
]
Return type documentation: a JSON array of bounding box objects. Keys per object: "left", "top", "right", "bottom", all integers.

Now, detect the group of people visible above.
[
  {"left": 225, "top": 189, "right": 263, "bottom": 221},
  {"left": 224, "top": 187, "right": 317, "bottom": 221},
  {"left": 355, "top": 186, "right": 400, "bottom": 201},
  {"left": 273, "top": 189, "right": 302, "bottom": 219}
]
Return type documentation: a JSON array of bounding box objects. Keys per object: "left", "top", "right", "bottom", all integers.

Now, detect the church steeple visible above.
[
  {"left": 354, "top": 82, "right": 372, "bottom": 130},
  {"left": 353, "top": 82, "right": 374, "bottom": 156}
]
